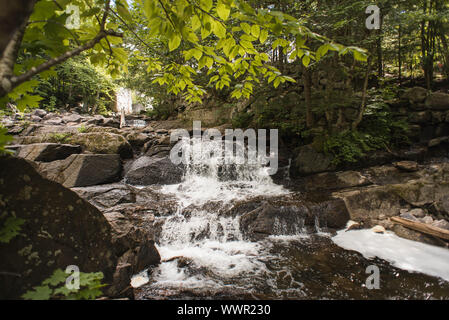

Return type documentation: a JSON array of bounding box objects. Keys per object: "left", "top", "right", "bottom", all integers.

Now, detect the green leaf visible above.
[
  {"left": 212, "top": 21, "right": 226, "bottom": 39},
  {"left": 22, "top": 286, "right": 52, "bottom": 300},
  {"left": 191, "top": 15, "right": 201, "bottom": 31},
  {"left": 217, "top": 2, "right": 230, "bottom": 21},
  {"left": 251, "top": 25, "right": 260, "bottom": 38},
  {"left": 259, "top": 29, "right": 268, "bottom": 44},
  {"left": 168, "top": 34, "right": 182, "bottom": 51}
]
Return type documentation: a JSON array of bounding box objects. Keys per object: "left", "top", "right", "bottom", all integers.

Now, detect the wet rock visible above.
[
  {"left": 307, "top": 198, "right": 350, "bottom": 229},
  {"left": 425, "top": 92, "right": 449, "bottom": 110},
  {"left": 68, "top": 132, "right": 133, "bottom": 159},
  {"left": 38, "top": 154, "right": 122, "bottom": 188},
  {"left": 393, "top": 161, "right": 419, "bottom": 172},
  {"left": 15, "top": 143, "right": 81, "bottom": 162},
  {"left": 0, "top": 156, "right": 118, "bottom": 299},
  {"left": 240, "top": 202, "right": 309, "bottom": 241},
  {"left": 125, "top": 156, "right": 184, "bottom": 185}
]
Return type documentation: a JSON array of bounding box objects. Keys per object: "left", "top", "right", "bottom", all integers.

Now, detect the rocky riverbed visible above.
[{"left": 1, "top": 106, "right": 449, "bottom": 299}]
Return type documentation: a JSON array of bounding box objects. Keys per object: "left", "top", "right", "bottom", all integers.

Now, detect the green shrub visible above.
[
  {"left": 49, "top": 132, "right": 73, "bottom": 144},
  {"left": 22, "top": 269, "right": 105, "bottom": 300}
]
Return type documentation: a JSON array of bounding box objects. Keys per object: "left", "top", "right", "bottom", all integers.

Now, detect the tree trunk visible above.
[{"left": 302, "top": 67, "right": 314, "bottom": 128}]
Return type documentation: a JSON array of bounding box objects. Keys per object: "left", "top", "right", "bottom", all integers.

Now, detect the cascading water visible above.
[
  {"left": 132, "top": 138, "right": 449, "bottom": 299},
  {"left": 132, "top": 138, "right": 295, "bottom": 297}
]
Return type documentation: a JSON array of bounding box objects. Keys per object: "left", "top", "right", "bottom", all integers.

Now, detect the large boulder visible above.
[
  {"left": 0, "top": 156, "right": 118, "bottom": 299},
  {"left": 72, "top": 184, "right": 137, "bottom": 210},
  {"left": 38, "top": 154, "right": 122, "bottom": 188},
  {"left": 334, "top": 186, "right": 404, "bottom": 224},
  {"left": 291, "top": 145, "right": 336, "bottom": 176},
  {"left": 425, "top": 92, "right": 449, "bottom": 110},
  {"left": 15, "top": 143, "right": 81, "bottom": 162},
  {"left": 402, "top": 87, "right": 428, "bottom": 104},
  {"left": 240, "top": 202, "right": 310, "bottom": 241},
  {"left": 125, "top": 156, "right": 184, "bottom": 185},
  {"left": 68, "top": 133, "right": 133, "bottom": 159}
]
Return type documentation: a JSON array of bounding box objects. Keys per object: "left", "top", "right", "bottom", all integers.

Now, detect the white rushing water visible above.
[
  {"left": 133, "top": 138, "right": 290, "bottom": 290},
  {"left": 332, "top": 227, "right": 449, "bottom": 282}
]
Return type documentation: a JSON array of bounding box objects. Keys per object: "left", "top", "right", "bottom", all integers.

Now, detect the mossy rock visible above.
[{"left": 69, "top": 133, "right": 133, "bottom": 159}]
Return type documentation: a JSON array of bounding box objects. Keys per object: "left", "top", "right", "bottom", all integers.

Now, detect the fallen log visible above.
[{"left": 391, "top": 216, "right": 449, "bottom": 241}]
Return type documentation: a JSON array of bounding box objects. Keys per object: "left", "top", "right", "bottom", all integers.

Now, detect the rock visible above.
[
  {"left": 30, "top": 115, "right": 42, "bottom": 122},
  {"left": 420, "top": 215, "right": 434, "bottom": 224},
  {"left": 431, "top": 219, "right": 449, "bottom": 230},
  {"left": 425, "top": 92, "right": 449, "bottom": 110},
  {"left": 428, "top": 136, "right": 449, "bottom": 147},
  {"left": 38, "top": 154, "right": 122, "bottom": 188},
  {"left": 372, "top": 225, "right": 386, "bottom": 233},
  {"left": 393, "top": 161, "right": 419, "bottom": 172},
  {"left": 15, "top": 143, "right": 81, "bottom": 162},
  {"left": 304, "top": 171, "right": 370, "bottom": 191},
  {"left": 392, "top": 224, "right": 440, "bottom": 246},
  {"left": 400, "top": 212, "right": 419, "bottom": 222},
  {"left": 155, "top": 129, "right": 168, "bottom": 134},
  {"left": 72, "top": 184, "right": 136, "bottom": 210},
  {"left": 86, "top": 115, "right": 105, "bottom": 125},
  {"left": 125, "top": 156, "right": 184, "bottom": 185},
  {"left": 124, "top": 131, "right": 150, "bottom": 149},
  {"left": 32, "top": 109, "right": 47, "bottom": 118},
  {"left": 44, "top": 118, "right": 63, "bottom": 125},
  {"left": 408, "top": 111, "right": 431, "bottom": 124},
  {"left": 431, "top": 112, "right": 446, "bottom": 123},
  {"left": 144, "top": 143, "right": 171, "bottom": 157},
  {"left": 239, "top": 202, "right": 309, "bottom": 241},
  {"left": 69, "top": 132, "right": 133, "bottom": 159},
  {"left": 0, "top": 156, "right": 118, "bottom": 299},
  {"left": 307, "top": 198, "right": 350, "bottom": 229},
  {"left": 291, "top": 145, "right": 336, "bottom": 176},
  {"left": 364, "top": 165, "right": 421, "bottom": 185},
  {"left": 334, "top": 186, "right": 403, "bottom": 225},
  {"left": 408, "top": 208, "right": 425, "bottom": 218},
  {"left": 403, "top": 87, "right": 428, "bottom": 104},
  {"left": 62, "top": 114, "right": 82, "bottom": 123}
]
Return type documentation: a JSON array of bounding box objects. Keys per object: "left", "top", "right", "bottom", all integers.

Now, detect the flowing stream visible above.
[{"left": 132, "top": 139, "right": 449, "bottom": 300}]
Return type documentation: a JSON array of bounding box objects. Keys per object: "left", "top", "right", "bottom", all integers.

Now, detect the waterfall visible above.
[{"left": 134, "top": 138, "right": 290, "bottom": 292}]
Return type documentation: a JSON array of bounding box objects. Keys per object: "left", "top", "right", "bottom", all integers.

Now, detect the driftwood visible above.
[{"left": 391, "top": 217, "right": 449, "bottom": 241}]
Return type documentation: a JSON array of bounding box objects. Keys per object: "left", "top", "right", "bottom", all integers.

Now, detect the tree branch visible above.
[{"left": 5, "top": 29, "right": 122, "bottom": 96}]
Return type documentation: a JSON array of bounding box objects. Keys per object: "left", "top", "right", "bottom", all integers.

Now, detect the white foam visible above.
[
  {"left": 332, "top": 229, "right": 449, "bottom": 282},
  {"left": 130, "top": 270, "right": 150, "bottom": 288}
]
